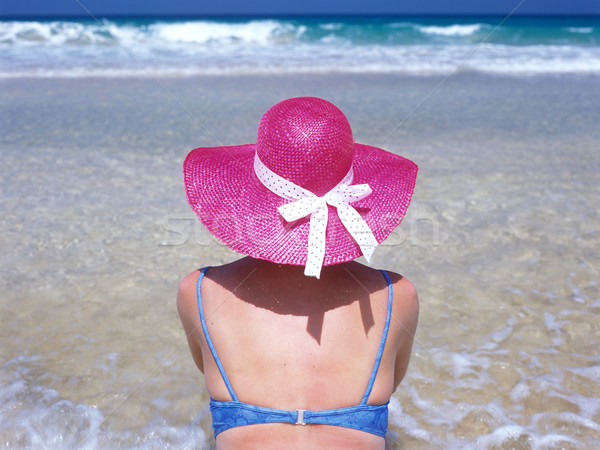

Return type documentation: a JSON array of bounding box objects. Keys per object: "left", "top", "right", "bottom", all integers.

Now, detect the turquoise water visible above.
[{"left": 1, "top": 15, "right": 600, "bottom": 76}]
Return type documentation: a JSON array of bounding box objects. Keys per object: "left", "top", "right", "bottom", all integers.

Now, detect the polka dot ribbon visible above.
[{"left": 254, "top": 153, "right": 378, "bottom": 278}]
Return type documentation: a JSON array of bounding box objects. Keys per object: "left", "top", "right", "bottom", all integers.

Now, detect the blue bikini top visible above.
[{"left": 196, "top": 267, "right": 393, "bottom": 438}]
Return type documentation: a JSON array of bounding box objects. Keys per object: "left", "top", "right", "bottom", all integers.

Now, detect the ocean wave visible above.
[
  {"left": 3, "top": 44, "right": 600, "bottom": 78},
  {"left": 565, "top": 27, "right": 594, "bottom": 34},
  {"left": 148, "top": 19, "right": 295, "bottom": 45},
  {"left": 1, "top": 18, "right": 600, "bottom": 77},
  {"left": 0, "top": 20, "right": 119, "bottom": 46},
  {"left": 2, "top": 18, "right": 599, "bottom": 49},
  {"left": 0, "top": 19, "right": 300, "bottom": 47},
  {"left": 417, "top": 24, "right": 484, "bottom": 37}
]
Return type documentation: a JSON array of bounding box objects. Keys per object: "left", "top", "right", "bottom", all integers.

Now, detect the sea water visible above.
[
  {"left": 1, "top": 16, "right": 600, "bottom": 77},
  {"left": 1, "top": 15, "right": 600, "bottom": 450}
]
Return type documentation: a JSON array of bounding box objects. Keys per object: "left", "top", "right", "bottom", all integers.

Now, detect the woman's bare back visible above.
[{"left": 177, "top": 257, "right": 419, "bottom": 449}]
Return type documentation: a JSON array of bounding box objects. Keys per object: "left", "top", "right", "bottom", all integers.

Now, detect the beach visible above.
[{"left": 1, "top": 72, "right": 599, "bottom": 448}]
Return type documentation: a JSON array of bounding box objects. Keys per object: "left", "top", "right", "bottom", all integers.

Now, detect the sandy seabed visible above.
[{"left": 1, "top": 73, "right": 599, "bottom": 448}]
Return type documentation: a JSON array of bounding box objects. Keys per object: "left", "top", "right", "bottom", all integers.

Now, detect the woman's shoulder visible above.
[
  {"left": 177, "top": 269, "right": 202, "bottom": 298},
  {"left": 384, "top": 269, "right": 419, "bottom": 320},
  {"left": 346, "top": 263, "right": 417, "bottom": 294},
  {"left": 349, "top": 263, "right": 419, "bottom": 323},
  {"left": 387, "top": 270, "right": 418, "bottom": 304},
  {"left": 176, "top": 269, "right": 206, "bottom": 320},
  {"left": 176, "top": 263, "right": 241, "bottom": 312}
]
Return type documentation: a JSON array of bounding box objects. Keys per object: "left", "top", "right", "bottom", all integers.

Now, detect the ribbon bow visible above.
[{"left": 254, "top": 154, "right": 378, "bottom": 278}]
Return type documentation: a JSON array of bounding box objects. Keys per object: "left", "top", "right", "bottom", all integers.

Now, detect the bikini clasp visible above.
[{"left": 296, "top": 409, "right": 306, "bottom": 425}]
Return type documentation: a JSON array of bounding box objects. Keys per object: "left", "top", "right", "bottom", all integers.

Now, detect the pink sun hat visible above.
[{"left": 184, "top": 97, "right": 418, "bottom": 278}]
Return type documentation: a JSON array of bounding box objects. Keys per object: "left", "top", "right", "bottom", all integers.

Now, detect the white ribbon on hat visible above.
[{"left": 254, "top": 153, "right": 378, "bottom": 278}]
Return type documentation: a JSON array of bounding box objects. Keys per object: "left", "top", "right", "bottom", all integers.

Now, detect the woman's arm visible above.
[
  {"left": 392, "top": 276, "right": 419, "bottom": 390},
  {"left": 177, "top": 271, "right": 205, "bottom": 373}
]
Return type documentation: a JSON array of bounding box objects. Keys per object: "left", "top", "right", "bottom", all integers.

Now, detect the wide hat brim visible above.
[{"left": 184, "top": 142, "right": 418, "bottom": 267}]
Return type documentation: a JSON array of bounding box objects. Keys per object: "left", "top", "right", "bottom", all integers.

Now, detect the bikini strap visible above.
[
  {"left": 360, "top": 270, "right": 394, "bottom": 405},
  {"left": 196, "top": 267, "right": 239, "bottom": 402}
]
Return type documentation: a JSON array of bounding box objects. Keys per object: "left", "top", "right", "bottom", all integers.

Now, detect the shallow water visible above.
[{"left": 1, "top": 73, "right": 599, "bottom": 448}]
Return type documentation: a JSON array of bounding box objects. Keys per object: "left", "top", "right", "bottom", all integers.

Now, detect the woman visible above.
[{"left": 177, "top": 97, "right": 419, "bottom": 449}]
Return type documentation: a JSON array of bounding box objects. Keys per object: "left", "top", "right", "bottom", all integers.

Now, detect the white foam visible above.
[
  {"left": 0, "top": 355, "right": 209, "bottom": 449},
  {"left": 320, "top": 23, "right": 343, "bottom": 31},
  {"left": 149, "top": 20, "right": 283, "bottom": 46},
  {"left": 0, "top": 20, "right": 120, "bottom": 46},
  {"left": 0, "top": 357, "right": 105, "bottom": 449},
  {"left": 532, "top": 411, "right": 600, "bottom": 434},
  {"left": 489, "top": 317, "right": 516, "bottom": 344},
  {"left": 510, "top": 381, "right": 530, "bottom": 403},
  {"left": 460, "top": 43, "right": 600, "bottom": 75},
  {"left": 543, "top": 311, "right": 564, "bottom": 345},
  {"left": 568, "top": 365, "right": 600, "bottom": 382},
  {"left": 428, "top": 348, "right": 492, "bottom": 385},
  {"left": 472, "top": 425, "right": 528, "bottom": 447},
  {"left": 388, "top": 396, "right": 431, "bottom": 440},
  {"left": 532, "top": 434, "right": 581, "bottom": 449},
  {"left": 418, "top": 24, "right": 482, "bottom": 37},
  {"left": 565, "top": 27, "right": 594, "bottom": 34}
]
